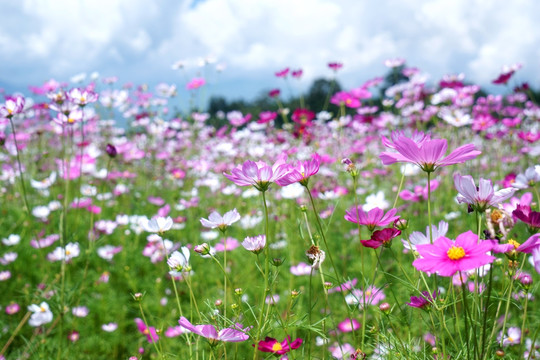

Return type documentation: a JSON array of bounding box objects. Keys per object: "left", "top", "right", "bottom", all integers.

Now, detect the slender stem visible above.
[
  {"left": 460, "top": 273, "right": 471, "bottom": 360},
  {"left": 8, "top": 118, "right": 31, "bottom": 215},
  {"left": 533, "top": 186, "right": 540, "bottom": 211},
  {"left": 253, "top": 190, "right": 270, "bottom": 360},
  {"left": 480, "top": 265, "right": 494, "bottom": 360},
  {"left": 499, "top": 270, "right": 516, "bottom": 348},
  {"left": 392, "top": 172, "right": 406, "bottom": 209}
]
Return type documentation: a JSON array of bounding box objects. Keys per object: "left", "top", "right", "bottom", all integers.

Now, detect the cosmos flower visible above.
[
  {"left": 142, "top": 216, "right": 173, "bottom": 234},
  {"left": 255, "top": 336, "right": 303, "bottom": 355},
  {"left": 178, "top": 316, "right": 251, "bottom": 343},
  {"left": 337, "top": 318, "right": 361, "bottom": 333},
  {"left": 403, "top": 221, "right": 448, "bottom": 251},
  {"left": 224, "top": 155, "right": 289, "bottom": 192},
  {"left": 135, "top": 318, "right": 159, "bottom": 343},
  {"left": 454, "top": 173, "right": 515, "bottom": 212},
  {"left": 513, "top": 205, "right": 540, "bottom": 231},
  {"left": 276, "top": 154, "right": 321, "bottom": 187},
  {"left": 167, "top": 247, "right": 191, "bottom": 276},
  {"left": 241, "top": 235, "right": 266, "bottom": 254},
  {"left": 28, "top": 302, "right": 53, "bottom": 327},
  {"left": 406, "top": 291, "right": 437, "bottom": 309},
  {"left": 200, "top": 209, "right": 241, "bottom": 231},
  {"left": 412, "top": 231, "right": 496, "bottom": 277},
  {"left": 380, "top": 131, "right": 481, "bottom": 173},
  {"left": 498, "top": 327, "right": 521, "bottom": 346},
  {"left": 0, "top": 96, "right": 25, "bottom": 118},
  {"left": 344, "top": 207, "right": 399, "bottom": 232},
  {"left": 360, "top": 227, "right": 401, "bottom": 249}
]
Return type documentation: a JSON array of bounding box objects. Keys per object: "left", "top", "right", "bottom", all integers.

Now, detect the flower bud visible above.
[
  {"left": 106, "top": 143, "right": 117, "bottom": 158},
  {"left": 132, "top": 292, "right": 144, "bottom": 302},
  {"left": 495, "top": 349, "right": 505, "bottom": 357},
  {"left": 214, "top": 299, "right": 222, "bottom": 307},
  {"left": 272, "top": 258, "right": 284, "bottom": 267},
  {"left": 291, "top": 290, "right": 300, "bottom": 298},
  {"left": 395, "top": 219, "right": 408, "bottom": 231},
  {"left": 194, "top": 243, "right": 211, "bottom": 255},
  {"left": 323, "top": 282, "right": 333, "bottom": 289},
  {"left": 379, "top": 302, "right": 391, "bottom": 314},
  {"left": 234, "top": 288, "right": 243, "bottom": 296}
]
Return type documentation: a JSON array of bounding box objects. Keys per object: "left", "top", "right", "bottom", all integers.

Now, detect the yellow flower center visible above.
[
  {"left": 271, "top": 342, "right": 283, "bottom": 352},
  {"left": 508, "top": 336, "right": 514, "bottom": 342},
  {"left": 447, "top": 246, "right": 466, "bottom": 260},
  {"left": 508, "top": 239, "right": 520, "bottom": 249},
  {"left": 490, "top": 209, "right": 503, "bottom": 223},
  {"left": 40, "top": 306, "right": 46, "bottom": 312},
  {"left": 68, "top": 117, "right": 75, "bottom": 124},
  {"left": 143, "top": 329, "right": 150, "bottom": 335},
  {"left": 365, "top": 290, "right": 372, "bottom": 296}
]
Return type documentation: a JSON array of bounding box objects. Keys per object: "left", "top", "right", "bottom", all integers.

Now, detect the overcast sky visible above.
[{"left": 1, "top": 0, "right": 539, "bottom": 103}]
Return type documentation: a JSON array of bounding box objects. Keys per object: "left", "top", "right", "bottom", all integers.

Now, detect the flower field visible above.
[{"left": 0, "top": 62, "right": 539, "bottom": 360}]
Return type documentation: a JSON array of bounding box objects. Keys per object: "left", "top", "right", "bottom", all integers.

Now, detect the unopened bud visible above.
[
  {"left": 234, "top": 288, "right": 243, "bottom": 296},
  {"left": 272, "top": 258, "right": 284, "bottom": 267},
  {"left": 106, "top": 143, "right": 117, "bottom": 158},
  {"left": 324, "top": 282, "right": 333, "bottom": 289},
  {"left": 231, "top": 303, "right": 239, "bottom": 310},
  {"left": 194, "top": 243, "right": 211, "bottom": 255},
  {"left": 495, "top": 349, "right": 505, "bottom": 357},
  {"left": 132, "top": 292, "right": 144, "bottom": 301},
  {"left": 395, "top": 219, "right": 408, "bottom": 231},
  {"left": 379, "top": 302, "right": 391, "bottom": 313},
  {"left": 215, "top": 299, "right": 222, "bottom": 307},
  {"left": 291, "top": 290, "right": 300, "bottom": 298}
]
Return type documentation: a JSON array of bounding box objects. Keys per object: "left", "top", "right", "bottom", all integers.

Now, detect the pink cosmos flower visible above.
[
  {"left": 241, "top": 235, "right": 266, "bottom": 254},
  {"left": 0, "top": 96, "right": 25, "bottom": 118},
  {"left": 178, "top": 316, "right": 251, "bottom": 344},
  {"left": 255, "top": 336, "right": 303, "bottom": 355},
  {"left": 291, "top": 108, "right": 315, "bottom": 125},
  {"left": 328, "top": 62, "right": 343, "bottom": 71},
  {"left": 407, "top": 291, "right": 437, "bottom": 309},
  {"left": 186, "top": 77, "right": 205, "bottom": 90},
  {"left": 454, "top": 173, "right": 516, "bottom": 212},
  {"left": 275, "top": 68, "right": 290, "bottom": 78},
  {"left": 330, "top": 92, "right": 361, "bottom": 108},
  {"left": 412, "top": 231, "right": 496, "bottom": 277},
  {"left": 380, "top": 131, "right": 481, "bottom": 173},
  {"left": 67, "top": 88, "right": 98, "bottom": 106},
  {"left": 337, "top": 318, "right": 360, "bottom": 332},
  {"left": 344, "top": 207, "right": 399, "bottom": 231},
  {"left": 360, "top": 227, "right": 401, "bottom": 249},
  {"left": 498, "top": 327, "right": 521, "bottom": 346},
  {"left": 135, "top": 318, "right": 159, "bottom": 343},
  {"left": 513, "top": 205, "right": 540, "bottom": 231},
  {"left": 291, "top": 69, "right": 303, "bottom": 78},
  {"left": 223, "top": 154, "right": 289, "bottom": 192},
  {"left": 328, "top": 278, "right": 358, "bottom": 294},
  {"left": 276, "top": 154, "right": 321, "bottom": 186},
  {"left": 200, "top": 209, "right": 241, "bottom": 231},
  {"left": 258, "top": 111, "right": 277, "bottom": 124}
]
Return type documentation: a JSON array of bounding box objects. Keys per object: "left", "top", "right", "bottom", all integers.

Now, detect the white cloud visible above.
[{"left": 1, "top": 0, "right": 539, "bottom": 97}]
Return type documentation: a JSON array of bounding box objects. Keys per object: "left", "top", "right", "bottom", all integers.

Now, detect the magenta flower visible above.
[
  {"left": 255, "top": 336, "right": 303, "bottom": 355},
  {"left": 337, "top": 318, "right": 361, "bottom": 332},
  {"left": 360, "top": 227, "right": 401, "bottom": 249},
  {"left": 513, "top": 205, "right": 540, "bottom": 231},
  {"left": 178, "top": 316, "right": 251, "bottom": 344},
  {"left": 186, "top": 77, "right": 205, "bottom": 90},
  {"left": 454, "top": 173, "right": 515, "bottom": 212},
  {"left": 275, "top": 67, "right": 290, "bottom": 78},
  {"left": 344, "top": 207, "right": 399, "bottom": 231},
  {"left": 276, "top": 154, "right": 321, "bottom": 186},
  {"left": 328, "top": 278, "right": 358, "bottom": 294},
  {"left": 406, "top": 291, "right": 437, "bottom": 309},
  {"left": 223, "top": 155, "right": 289, "bottom": 192},
  {"left": 380, "top": 131, "right": 481, "bottom": 173},
  {"left": 517, "top": 234, "right": 540, "bottom": 253},
  {"left": 412, "top": 231, "right": 496, "bottom": 277},
  {"left": 135, "top": 318, "right": 159, "bottom": 343}
]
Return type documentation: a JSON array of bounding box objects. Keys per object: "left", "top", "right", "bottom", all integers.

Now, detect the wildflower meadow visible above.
[{"left": 1, "top": 60, "right": 540, "bottom": 360}]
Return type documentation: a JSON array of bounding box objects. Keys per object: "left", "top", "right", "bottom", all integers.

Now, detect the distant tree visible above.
[{"left": 305, "top": 78, "right": 342, "bottom": 111}]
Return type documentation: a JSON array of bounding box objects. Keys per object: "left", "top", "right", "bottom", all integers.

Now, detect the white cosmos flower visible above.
[
  {"left": 28, "top": 302, "right": 53, "bottom": 327},
  {"left": 143, "top": 216, "right": 173, "bottom": 233}
]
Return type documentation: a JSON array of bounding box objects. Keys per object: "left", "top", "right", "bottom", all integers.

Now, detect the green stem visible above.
[
  {"left": 427, "top": 171, "right": 433, "bottom": 244},
  {"left": 8, "top": 117, "right": 31, "bottom": 215},
  {"left": 138, "top": 302, "right": 162, "bottom": 357},
  {"left": 392, "top": 172, "right": 406, "bottom": 209},
  {"left": 253, "top": 190, "right": 270, "bottom": 360}
]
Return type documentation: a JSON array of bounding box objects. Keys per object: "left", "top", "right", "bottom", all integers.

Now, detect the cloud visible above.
[{"left": 1, "top": 0, "right": 539, "bottom": 98}]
